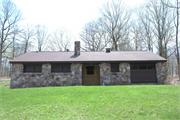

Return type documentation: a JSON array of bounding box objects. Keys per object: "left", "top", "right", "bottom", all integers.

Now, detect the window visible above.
[
  {"left": 86, "top": 66, "right": 94, "bottom": 75},
  {"left": 62, "top": 65, "right": 70, "bottom": 72},
  {"left": 52, "top": 66, "right": 61, "bottom": 72},
  {"left": 111, "top": 64, "right": 119, "bottom": 72},
  {"left": 51, "top": 64, "right": 71, "bottom": 73},
  {"left": 131, "top": 65, "right": 138, "bottom": 70},
  {"left": 139, "top": 65, "right": 146, "bottom": 69},
  {"left": 148, "top": 64, "right": 155, "bottom": 69},
  {"left": 131, "top": 64, "right": 155, "bottom": 70},
  {"left": 24, "top": 64, "right": 42, "bottom": 73}
]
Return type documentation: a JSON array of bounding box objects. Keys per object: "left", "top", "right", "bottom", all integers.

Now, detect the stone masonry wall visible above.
[
  {"left": 10, "top": 63, "right": 82, "bottom": 88},
  {"left": 11, "top": 62, "right": 166, "bottom": 88},
  {"left": 156, "top": 62, "right": 167, "bottom": 84},
  {"left": 99, "top": 63, "right": 131, "bottom": 85}
]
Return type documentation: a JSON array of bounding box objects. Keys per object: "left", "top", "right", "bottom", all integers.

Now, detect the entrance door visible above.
[{"left": 82, "top": 65, "right": 100, "bottom": 85}]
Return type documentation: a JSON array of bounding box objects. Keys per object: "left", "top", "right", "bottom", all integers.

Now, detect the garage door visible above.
[{"left": 131, "top": 64, "right": 157, "bottom": 83}]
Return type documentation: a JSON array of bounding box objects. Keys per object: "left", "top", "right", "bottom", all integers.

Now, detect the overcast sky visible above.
[{"left": 11, "top": 0, "right": 145, "bottom": 49}]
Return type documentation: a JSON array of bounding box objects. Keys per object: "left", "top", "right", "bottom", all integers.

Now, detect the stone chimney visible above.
[
  {"left": 74, "top": 41, "right": 80, "bottom": 55},
  {"left": 106, "top": 47, "right": 110, "bottom": 53}
]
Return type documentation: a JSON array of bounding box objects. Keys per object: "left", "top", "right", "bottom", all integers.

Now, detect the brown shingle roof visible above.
[{"left": 9, "top": 51, "right": 166, "bottom": 63}]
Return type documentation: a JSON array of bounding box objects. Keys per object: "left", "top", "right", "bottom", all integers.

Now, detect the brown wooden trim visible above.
[{"left": 83, "top": 63, "right": 101, "bottom": 65}]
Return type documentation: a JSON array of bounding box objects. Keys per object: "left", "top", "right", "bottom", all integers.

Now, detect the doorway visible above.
[{"left": 82, "top": 65, "right": 100, "bottom": 85}]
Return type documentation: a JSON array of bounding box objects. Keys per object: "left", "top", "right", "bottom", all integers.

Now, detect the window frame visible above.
[
  {"left": 51, "top": 64, "right": 71, "bottom": 73},
  {"left": 139, "top": 64, "right": 147, "bottom": 69},
  {"left": 86, "top": 66, "right": 95, "bottom": 75},
  {"left": 130, "top": 64, "right": 155, "bottom": 70},
  {"left": 111, "top": 64, "right": 119, "bottom": 72},
  {"left": 23, "top": 64, "right": 42, "bottom": 73},
  {"left": 147, "top": 64, "right": 155, "bottom": 69},
  {"left": 131, "top": 64, "right": 138, "bottom": 70}
]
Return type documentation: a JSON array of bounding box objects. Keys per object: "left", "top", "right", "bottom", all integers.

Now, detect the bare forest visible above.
[{"left": 0, "top": 0, "right": 179, "bottom": 82}]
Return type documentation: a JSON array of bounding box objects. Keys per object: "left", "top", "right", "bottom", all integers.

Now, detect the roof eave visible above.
[{"left": 9, "top": 59, "right": 167, "bottom": 64}]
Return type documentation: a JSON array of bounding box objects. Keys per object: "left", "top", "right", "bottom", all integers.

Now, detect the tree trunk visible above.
[
  {"left": 39, "top": 47, "right": 41, "bottom": 52},
  {"left": 172, "top": 58, "right": 174, "bottom": 77},
  {"left": 24, "top": 41, "right": 28, "bottom": 53},
  {"left": 0, "top": 50, "right": 2, "bottom": 77},
  {"left": 12, "top": 36, "right": 15, "bottom": 59},
  {"left": 176, "top": 0, "right": 180, "bottom": 80},
  {"left": 178, "top": 65, "right": 180, "bottom": 80},
  {"left": 113, "top": 37, "right": 118, "bottom": 51}
]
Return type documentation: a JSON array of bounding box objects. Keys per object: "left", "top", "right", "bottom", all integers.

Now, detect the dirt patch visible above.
[
  {"left": 0, "top": 77, "right": 10, "bottom": 80},
  {"left": 0, "top": 84, "right": 10, "bottom": 87},
  {"left": 167, "top": 76, "right": 180, "bottom": 85},
  {"left": 0, "top": 79, "right": 10, "bottom": 87}
]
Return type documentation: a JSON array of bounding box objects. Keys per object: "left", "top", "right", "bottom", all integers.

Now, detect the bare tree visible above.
[
  {"left": 1, "top": 56, "right": 10, "bottom": 77},
  {"left": 20, "top": 24, "right": 35, "bottom": 53},
  {"left": 173, "top": 0, "right": 180, "bottom": 80},
  {"left": 0, "top": 0, "right": 22, "bottom": 75},
  {"left": 162, "top": 0, "right": 180, "bottom": 80},
  {"left": 137, "top": 9, "right": 154, "bottom": 51},
  {"left": 99, "top": 0, "right": 132, "bottom": 51},
  {"left": 80, "top": 20, "right": 109, "bottom": 51},
  {"left": 51, "top": 27, "right": 71, "bottom": 51},
  {"left": 35, "top": 25, "right": 50, "bottom": 51},
  {"left": 145, "top": 0, "right": 174, "bottom": 58},
  {"left": 7, "top": 24, "right": 20, "bottom": 59},
  {"left": 3, "top": 25, "right": 27, "bottom": 60},
  {"left": 130, "top": 22, "right": 144, "bottom": 51}
]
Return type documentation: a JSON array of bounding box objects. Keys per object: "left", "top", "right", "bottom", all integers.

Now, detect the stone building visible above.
[{"left": 10, "top": 41, "right": 167, "bottom": 88}]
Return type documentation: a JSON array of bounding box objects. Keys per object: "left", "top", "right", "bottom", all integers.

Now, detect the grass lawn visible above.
[{"left": 0, "top": 80, "right": 180, "bottom": 119}]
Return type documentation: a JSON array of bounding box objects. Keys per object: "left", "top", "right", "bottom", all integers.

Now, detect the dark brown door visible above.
[
  {"left": 131, "top": 64, "right": 157, "bottom": 83},
  {"left": 131, "top": 70, "right": 157, "bottom": 83},
  {"left": 82, "top": 65, "right": 100, "bottom": 85}
]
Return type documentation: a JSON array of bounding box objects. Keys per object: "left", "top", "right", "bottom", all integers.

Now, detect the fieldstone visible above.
[
  {"left": 99, "top": 63, "right": 131, "bottom": 85},
  {"left": 156, "top": 62, "right": 166, "bottom": 84},
  {"left": 10, "top": 63, "right": 82, "bottom": 88}
]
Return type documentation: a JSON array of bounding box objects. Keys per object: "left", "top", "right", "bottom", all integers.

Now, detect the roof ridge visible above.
[{"left": 28, "top": 50, "right": 150, "bottom": 53}]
